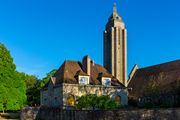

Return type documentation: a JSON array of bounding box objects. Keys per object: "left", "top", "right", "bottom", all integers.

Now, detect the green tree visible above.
[
  {"left": 0, "top": 84, "right": 7, "bottom": 113},
  {"left": 18, "top": 72, "right": 39, "bottom": 106},
  {"left": 23, "top": 69, "right": 57, "bottom": 106},
  {"left": 95, "top": 95, "right": 120, "bottom": 109},
  {"left": 0, "top": 43, "right": 26, "bottom": 112},
  {"left": 18, "top": 72, "right": 37, "bottom": 89},
  {"left": 41, "top": 69, "right": 57, "bottom": 87},
  {"left": 77, "top": 94, "right": 98, "bottom": 109}
]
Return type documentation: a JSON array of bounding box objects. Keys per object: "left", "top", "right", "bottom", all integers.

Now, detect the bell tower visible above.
[{"left": 103, "top": 3, "right": 127, "bottom": 86}]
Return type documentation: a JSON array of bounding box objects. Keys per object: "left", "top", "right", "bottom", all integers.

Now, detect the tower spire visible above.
[{"left": 113, "top": 3, "right": 117, "bottom": 13}]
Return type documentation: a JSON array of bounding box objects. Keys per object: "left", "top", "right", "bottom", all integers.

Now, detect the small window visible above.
[
  {"left": 79, "top": 76, "right": 89, "bottom": 85},
  {"left": 102, "top": 77, "right": 111, "bottom": 86}
]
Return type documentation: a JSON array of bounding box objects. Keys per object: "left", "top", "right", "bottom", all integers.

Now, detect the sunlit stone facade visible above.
[{"left": 104, "top": 4, "right": 127, "bottom": 86}]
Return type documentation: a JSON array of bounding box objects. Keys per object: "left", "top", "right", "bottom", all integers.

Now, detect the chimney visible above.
[
  {"left": 82, "top": 55, "right": 91, "bottom": 76},
  {"left": 91, "top": 60, "right": 95, "bottom": 66}
]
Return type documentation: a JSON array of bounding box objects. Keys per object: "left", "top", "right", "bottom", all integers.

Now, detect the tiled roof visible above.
[
  {"left": 43, "top": 60, "right": 124, "bottom": 89},
  {"left": 128, "top": 60, "right": 180, "bottom": 97},
  {"left": 75, "top": 70, "right": 89, "bottom": 76}
]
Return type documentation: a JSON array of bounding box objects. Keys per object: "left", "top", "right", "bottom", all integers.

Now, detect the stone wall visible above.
[
  {"left": 41, "top": 82, "right": 63, "bottom": 107},
  {"left": 21, "top": 107, "right": 180, "bottom": 120},
  {"left": 0, "top": 112, "right": 20, "bottom": 119},
  {"left": 41, "top": 83, "right": 128, "bottom": 108},
  {"left": 62, "top": 83, "right": 128, "bottom": 106}
]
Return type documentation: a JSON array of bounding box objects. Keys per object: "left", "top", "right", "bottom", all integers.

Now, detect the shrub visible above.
[{"left": 76, "top": 94, "right": 120, "bottom": 110}]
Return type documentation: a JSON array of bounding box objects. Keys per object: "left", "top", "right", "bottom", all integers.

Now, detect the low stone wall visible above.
[
  {"left": 0, "top": 112, "right": 20, "bottom": 119},
  {"left": 21, "top": 106, "right": 180, "bottom": 120},
  {"left": 21, "top": 107, "right": 39, "bottom": 120}
]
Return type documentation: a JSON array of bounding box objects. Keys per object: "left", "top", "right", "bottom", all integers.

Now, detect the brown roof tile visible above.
[
  {"left": 75, "top": 70, "right": 89, "bottom": 76},
  {"left": 44, "top": 60, "right": 124, "bottom": 88},
  {"left": 128, "top": 60, "right": 180, "bottom": 97}
]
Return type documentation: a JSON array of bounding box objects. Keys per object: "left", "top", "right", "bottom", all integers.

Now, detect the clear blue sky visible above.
[{"left": 0, "top": 0, "right": 180, "bottom": 78}]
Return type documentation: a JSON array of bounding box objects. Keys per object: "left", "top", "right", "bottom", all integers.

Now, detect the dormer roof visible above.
[{"left": 42, "top": 60, "right": 124, "bottom": 90}]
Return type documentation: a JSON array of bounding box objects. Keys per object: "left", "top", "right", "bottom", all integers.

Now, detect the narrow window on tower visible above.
[
  {"left": 122, "top": 29, "right": 124, "bottom": 43},
  {"left": 118, "top": 28, "right": 120, "bottom": 45}
]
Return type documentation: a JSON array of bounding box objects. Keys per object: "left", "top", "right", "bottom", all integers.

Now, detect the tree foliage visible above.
[
  {"left": 0, "top": 43, "right": 26, "bottom": 112},
  {"left": 41, "top": 69, "right": 57, "bottom": 87},
  {"left": 0, "top": 43, "right": 58, "bottom": 111},
  {"left": 18, "top": 72, "right": 40, "bottom": 106},
  {"left": 77, "top": 94, "right": 120, "bottom": 110},
  {"left": 24, "top": 69, "right": 57, "bottom": 106}
]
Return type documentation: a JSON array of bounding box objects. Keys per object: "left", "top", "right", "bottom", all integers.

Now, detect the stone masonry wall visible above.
[
  {"left": 41, "top": 83, "right": 128, "bottom": 108},
  {"left": 62, "top": 83, "right": 128, "bottom": 106},
  {"left": 41, "top": 85, "right": 63, "bottom": 107},
  {"left": 21, "top": 107, "right": 180, "bottom": 120}
]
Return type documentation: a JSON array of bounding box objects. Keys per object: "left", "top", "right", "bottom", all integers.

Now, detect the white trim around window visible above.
[
  {"left": 101, "top": 77, "right": 111, "bottom": 86},
  {"left": 78, "top": 75, "right": 89, "bottom": 85}
]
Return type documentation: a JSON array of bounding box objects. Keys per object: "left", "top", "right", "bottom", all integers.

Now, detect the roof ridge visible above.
[
  {"left": 62, "top": 61, "right": 67, "bottom": 81},
  {"left": 139, "top": 59, "right": 180, "bottom": 70},
  {"left": 65, "top": 60, "right": 77, "bottom": 62}
]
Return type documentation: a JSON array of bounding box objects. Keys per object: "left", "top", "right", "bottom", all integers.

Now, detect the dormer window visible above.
[
  {"left": 79, "top": 76, "right": 89, "bottom": 85},
  {"left": 102, "top": 77, "right": 111, "bottom": 86}
]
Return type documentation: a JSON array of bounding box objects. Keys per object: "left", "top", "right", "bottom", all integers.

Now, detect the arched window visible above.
[
  {"left": 66, "top": 95, "right": 75, "bottom": 106},
  {"left": 115, "top": 95, "right": 121, "bottom": 104}
]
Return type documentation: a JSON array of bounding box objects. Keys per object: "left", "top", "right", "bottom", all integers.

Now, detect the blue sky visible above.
[{"left": 0, "top": 0, "right": 180, "bottom": 79}]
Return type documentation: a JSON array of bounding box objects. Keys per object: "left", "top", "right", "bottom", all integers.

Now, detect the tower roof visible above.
[{"left": 108, "top": 3, "right": 123, "bottom": 22}]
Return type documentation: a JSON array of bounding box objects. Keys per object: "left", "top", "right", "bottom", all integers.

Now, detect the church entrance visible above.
[
  {"left": 115, "top": 95, "right": 121, "bottom": 104},
  {"left": 66, "top": 95, "right": 75, "bottom": 106}
]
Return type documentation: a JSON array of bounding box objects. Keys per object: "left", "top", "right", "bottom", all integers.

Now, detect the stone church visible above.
[
  {"left": 40, "top": 4, "right": 129, "bottom": 108},
  {"left": 40, "top": 3, "right": 180, "bottom": 108}
]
